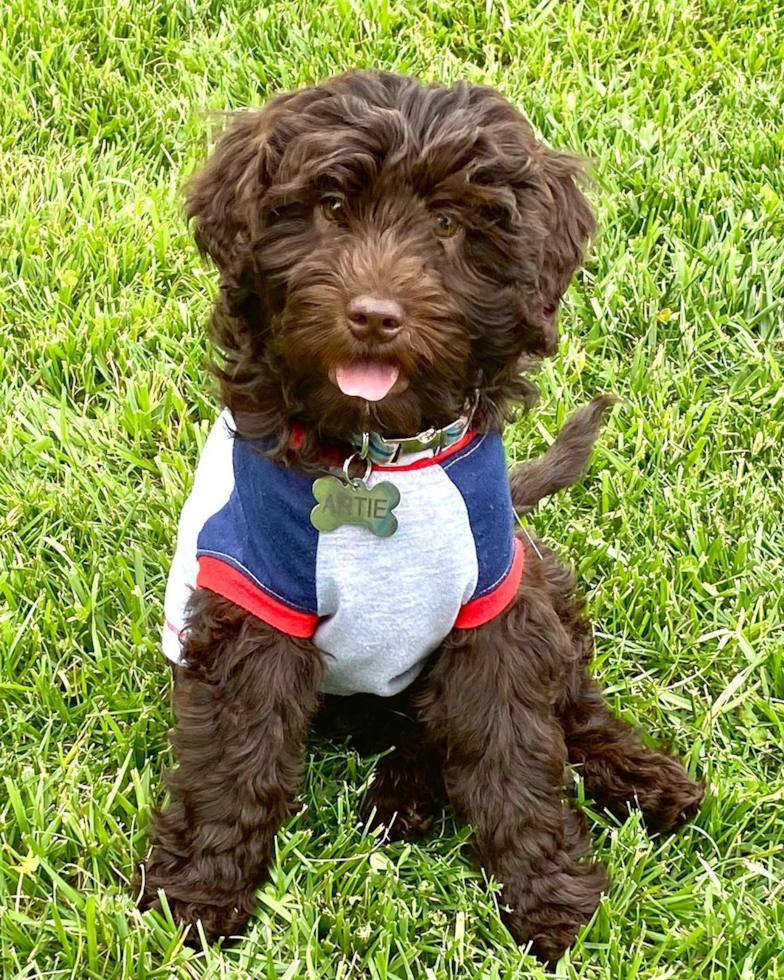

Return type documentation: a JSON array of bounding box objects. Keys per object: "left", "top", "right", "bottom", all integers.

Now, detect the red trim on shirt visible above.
[
  {"left": 165, "top": 619, "right": 183, "bottom": 638},
  {"left": 454, "top": 537, "right": 525, "bottom": 629},
  {"left": 289, "top": 422, "right": 306, "bottom": 449},
  {"left": 196, "top": 556, "right": 318, "bottom": 638},
  {"left": 286, "top": 426, "right": 476, "bottom": 471},
  {"left": 373, "top": 431, "right": 476, "bottom": 472},
  {"left": 287, "top": 424, "right": 345, "bottom": 466}
]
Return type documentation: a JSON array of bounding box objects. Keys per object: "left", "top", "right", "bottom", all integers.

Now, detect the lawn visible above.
[{"left": 1, "top": 0, "right": 783, "bottom": 977}]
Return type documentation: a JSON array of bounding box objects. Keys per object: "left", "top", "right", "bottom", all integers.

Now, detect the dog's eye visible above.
[
  {"left": 434, "top": 212, "right": 459, "bottom": 238},
  {"left": 320, "top": 195, "right": 346, "bottom": 221}
]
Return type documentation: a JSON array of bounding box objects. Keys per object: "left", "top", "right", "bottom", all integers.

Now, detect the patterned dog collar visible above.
[{"left": 351, "top": 394, "right": 478, "bottom": 465}]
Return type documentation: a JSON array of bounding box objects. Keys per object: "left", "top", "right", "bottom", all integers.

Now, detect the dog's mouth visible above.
[{"left": 332, "top": 362, "right": 404, "bottom": 402}]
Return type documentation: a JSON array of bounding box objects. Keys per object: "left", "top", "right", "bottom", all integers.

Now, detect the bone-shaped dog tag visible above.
[{"left": 310, "top": 476, "right": 400, "bottom": 537}]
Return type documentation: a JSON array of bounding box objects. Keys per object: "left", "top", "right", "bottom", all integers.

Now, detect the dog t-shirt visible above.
[{"left": 162, "top": 410, "right": 524, "bottom": 696}]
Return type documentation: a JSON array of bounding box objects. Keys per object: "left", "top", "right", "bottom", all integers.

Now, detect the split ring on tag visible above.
[{"left": 343, "top": 452, "right": 371, "bottom": 486}]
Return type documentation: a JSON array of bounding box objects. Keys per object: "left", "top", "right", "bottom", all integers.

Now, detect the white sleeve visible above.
[{"left": 161, "top": 410, "right": 237, "bottom": 664}]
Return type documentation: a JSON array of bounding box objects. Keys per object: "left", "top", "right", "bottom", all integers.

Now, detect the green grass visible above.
[{"left": 1, "top": 0, "right": 783, "bottom": 976}]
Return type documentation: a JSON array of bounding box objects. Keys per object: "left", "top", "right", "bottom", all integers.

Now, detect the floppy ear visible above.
[
  {"left": 185, "top": 111, "right": 272, "bottom": 306},
  {"left": 532, "top": 149, "right": 595, "bottom": 354},
  {"left": 186, "top": 86, "right": 329, "bottom": 311}
]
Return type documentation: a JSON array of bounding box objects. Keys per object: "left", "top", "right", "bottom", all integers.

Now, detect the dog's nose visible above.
[{"left": 347, "top": 295, "right": 404, "bottom": 343}]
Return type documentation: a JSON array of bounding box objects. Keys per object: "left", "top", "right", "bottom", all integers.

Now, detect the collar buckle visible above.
[{"left": 353, "top": 391, "right": 479, "bottom": 466}]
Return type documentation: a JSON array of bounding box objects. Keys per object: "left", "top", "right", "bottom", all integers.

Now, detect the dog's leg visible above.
[
  {"left": 560, "top": 672, "right": 703, "bottom": 833},
  {"left": 416, "top": 593, "right": 607, "bottom": 964},
  {"left": 361, "top": 719, "right": 446, "bottom": 842},
  {"left": 533, "top": 541, "right": 704, "bottom": 835},
  {"left": 139, "top": 589, "right": 323, "bottom": 940},
  {"left": 314, "top": 693, "right": 446, "bottom": 841}
]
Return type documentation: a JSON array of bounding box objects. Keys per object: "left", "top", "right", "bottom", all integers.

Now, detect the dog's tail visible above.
[{"left": 510, "top": 395, "right": 618, "bottom": 515}]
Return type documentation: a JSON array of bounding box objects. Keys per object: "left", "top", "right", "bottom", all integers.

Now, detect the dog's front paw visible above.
[
  {"left": 501, "top": 860, "right": 607, "bottom": 964},
  {"left": 137, "top": 860, "right": 255, "bottom": 942},
  {"left": 175, "top": 897, "right": 253, "bottom": 943},
  {"left": 139, "top": 882, "right": 254, "bottom": 942}
]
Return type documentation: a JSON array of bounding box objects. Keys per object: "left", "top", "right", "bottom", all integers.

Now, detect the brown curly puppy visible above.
[{"left": 139, "top": 70, "right": 703, "bottom": 963}]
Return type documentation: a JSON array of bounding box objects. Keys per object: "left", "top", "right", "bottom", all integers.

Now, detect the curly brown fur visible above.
[
  {"left": 142, "top": 70, "right": 703, "bottom": 962},
  {"left": 534, "top": 542, "right": 704, "bottom": 834},
  {"left": 416, "top": 544, "right": 609, "bottom": 962},
  {"left": 314, "top": 691, "right": 446, "bottom": 840},
  {"left": 416, "top": 540, "right": 701, "bottom": 962},
  {"left": 185, "top": 69, "right": 592, "bottom": 465},
  {"left": 510, "top": 394, "right": 619, "bottom": 514},
  {"left": 138, "top": 590, "right": 324, "bottom": 940}
]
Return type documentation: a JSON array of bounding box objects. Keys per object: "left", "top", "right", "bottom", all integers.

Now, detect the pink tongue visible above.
[{"left": 335, "top": 363, "right": 399, "bottom": 401}]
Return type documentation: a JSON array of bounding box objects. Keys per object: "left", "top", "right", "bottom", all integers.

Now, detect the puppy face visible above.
[{"left": 188, "top": 71, "right": 593, "bottom": 444}]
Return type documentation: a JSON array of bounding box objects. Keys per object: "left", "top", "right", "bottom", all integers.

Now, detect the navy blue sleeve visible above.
[
  {"left": 197, "top": 439, "right": 320, "bottom": 614},
  {"left": 441, "top": 433, "right": 517, "bottom": 600}
]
